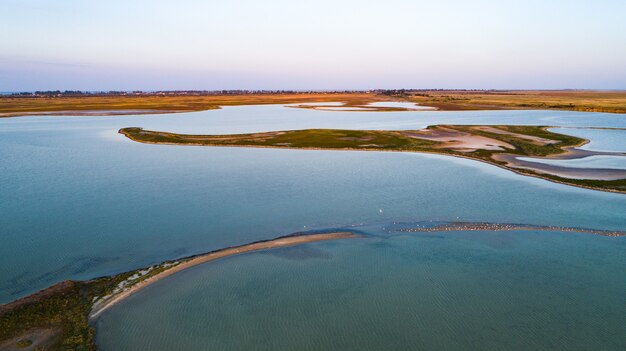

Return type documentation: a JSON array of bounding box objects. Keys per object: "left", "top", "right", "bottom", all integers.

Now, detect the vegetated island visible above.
[
  {"left": 2, "top": 90, "right": 626, "bottom": 117},
  {"left": 119, "top": 125, "right": 626, "bottom": 193},
  {"left": 0, "top": 231, "right": 358, "bottom": 351}
]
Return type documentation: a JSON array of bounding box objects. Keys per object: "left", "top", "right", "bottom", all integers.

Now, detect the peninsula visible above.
[
  {"left": 119, "top": 125, "right": 626, "bottom": 193},
  {"left": 0, "top": 231, "right": 358, "bottom": 351}
]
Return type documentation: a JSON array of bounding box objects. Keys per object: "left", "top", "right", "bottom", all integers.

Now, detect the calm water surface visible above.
[
  {"left": 518, "top": 155, "right": 626, "bottom": 169},
  {"left": 1, "top": 105, "right": 625, "bottom": 349},
  {"left": 550, "top": 127, "right": 626, "bottom": 153},
  {"left": 96, "top": 229, "right": 626, "bottom": 350}
]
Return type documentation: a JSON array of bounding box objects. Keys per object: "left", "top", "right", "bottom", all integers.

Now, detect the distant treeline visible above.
[
  {"left": 7, "top": 89, "right": 517, "bottom": 97},
  {"left": 8, "top": 90, "right": 368, "bottom": 97}
]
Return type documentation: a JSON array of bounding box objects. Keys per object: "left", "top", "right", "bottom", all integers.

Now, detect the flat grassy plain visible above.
[
  {"left": 406, "top": 90, "right": 626, "bottom": 113},
  {"left": 2, "top": 91, "right": 626, "bottom": 116},
  {"left": 0, "top": 93, "right": 380, "bottom": 117},
  {"left": 120, "top": 125, "right": 626, "bottom": 193}
]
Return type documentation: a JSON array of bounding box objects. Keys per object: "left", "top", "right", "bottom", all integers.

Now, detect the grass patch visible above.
[{"left": 0, "top": 259, "right": 182, "bottom": 350}]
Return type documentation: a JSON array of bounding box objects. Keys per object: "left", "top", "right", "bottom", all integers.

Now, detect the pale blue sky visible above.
[{"left": 1, "top": 0, "right": 625, "bottom": 91}]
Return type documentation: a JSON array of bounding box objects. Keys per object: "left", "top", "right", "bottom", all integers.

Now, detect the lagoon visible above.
[{"left": 1, "top": 105, "right": 625, "bottom": 349}]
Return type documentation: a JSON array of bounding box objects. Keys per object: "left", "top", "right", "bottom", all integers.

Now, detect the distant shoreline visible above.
[{"left": 2, "top": 90, "right": 626, "bottom": 117}]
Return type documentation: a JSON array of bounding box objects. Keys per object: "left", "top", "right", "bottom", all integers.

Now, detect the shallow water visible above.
[
  {"left": 290, "top": 102, "right": 344, "bottom": 106},
  {"left": 310, "top": 106, "right": 373, "bottom": 111},
  {"left": 367, "top": 101, "right": 436, "bottom": 109},
  {"left": 550, "top": 127, "right": 626, "bottom": 153},
  {"left": 292, "top": 101, "right": 435, "bottom": 110},
  {"left": 518, "top": 155, "right": 626, "bottom": 169},
  {"left": 1, "top": 106, "right": 625, "bottom": 303},
  {"left": 1, "top": 105, "right": 625, "bottom": 349},
  {"left": 96, "top": 228, "right": 626, "bottom": 350}
]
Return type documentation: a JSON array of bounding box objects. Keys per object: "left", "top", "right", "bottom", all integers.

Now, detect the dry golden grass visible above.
[
  {"left": 0, "top": 93, "right": 382, "bottom": 116},
  {"left": 407, "top": 90, "right": 626, "bottom": 113},
  {"left": 2, "top": 91, "right": 626, "bottom": 116}
]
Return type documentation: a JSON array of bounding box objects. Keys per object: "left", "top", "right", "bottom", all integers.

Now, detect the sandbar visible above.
[{"left": 89, "top": 231, "right": 358, "bottom": 320}]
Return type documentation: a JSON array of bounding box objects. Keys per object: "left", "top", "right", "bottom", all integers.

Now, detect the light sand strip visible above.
[{"left": 89, "top": 232, "right": 358, "bottom": 320}]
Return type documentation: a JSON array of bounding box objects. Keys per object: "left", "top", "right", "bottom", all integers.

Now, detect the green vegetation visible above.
[
  {"left": 0, "top": 281, "right": 94, "bottom": 350},
  {"left": 120, "top": 128, "right": 437, "bottom": 150},
  {"left": 15, "top": 339, "right": 33, "bottom": 348},
  {"left": 0, "top": 259, "right": 181, "bottom": 350},
  {"left": 120, "top": 125, "right": 626, "bottom": 193}
]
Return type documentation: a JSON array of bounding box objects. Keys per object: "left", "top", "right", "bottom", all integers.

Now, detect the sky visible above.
[{"left": 1, "top": 0, "right": 626, "bottom": 91}]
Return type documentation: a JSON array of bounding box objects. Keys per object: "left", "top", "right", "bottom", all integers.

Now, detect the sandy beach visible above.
[{"left": 89, "top": 231, "right": 358, "bottom": 320}]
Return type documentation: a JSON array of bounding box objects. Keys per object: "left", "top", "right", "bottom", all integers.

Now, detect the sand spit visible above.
[
  {"left": 399, "top": 222, "right": 626, "bottom": 237},
  {"left": 89, "top": 231, "right": 358, "bottom": 320}
]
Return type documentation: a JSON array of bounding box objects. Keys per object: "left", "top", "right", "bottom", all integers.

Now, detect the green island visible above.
[{"left": 119, "top": 125, "right": 626, "bottom": 193}]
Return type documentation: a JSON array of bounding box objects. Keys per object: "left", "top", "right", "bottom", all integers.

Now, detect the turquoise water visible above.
[
  {"left": 1, "top": 106, "right": 625, "bottom": 349},
  {"left": 96, "top": 229, "right": 626, "bottom": 350}
]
